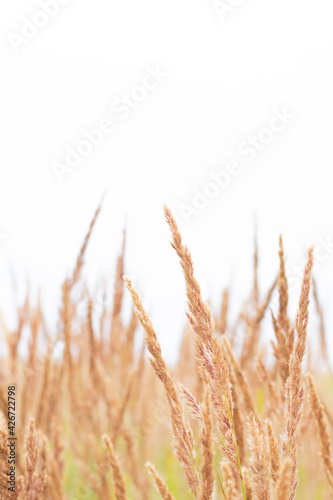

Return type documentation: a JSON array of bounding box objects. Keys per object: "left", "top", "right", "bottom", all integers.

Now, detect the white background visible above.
[{"left": 1, "top": 0, "right": 333, "bottom": 362}]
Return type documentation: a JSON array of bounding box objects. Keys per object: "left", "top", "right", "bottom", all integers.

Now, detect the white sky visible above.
[{"left": 1, "top": 0, "right": 333, "bottom": 362}]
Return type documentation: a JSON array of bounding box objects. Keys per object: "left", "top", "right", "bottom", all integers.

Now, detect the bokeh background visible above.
[{"left": 1, "top": 0, "right": 333, "bottom": 362}]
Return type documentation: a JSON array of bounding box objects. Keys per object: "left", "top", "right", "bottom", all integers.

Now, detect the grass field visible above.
[{"left": 0, "top": 204, "right": 332, "bottom": 499}]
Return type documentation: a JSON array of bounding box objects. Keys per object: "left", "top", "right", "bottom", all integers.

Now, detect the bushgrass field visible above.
[{"left": 0, "top": 204, "right": 332, "bottom": 499}]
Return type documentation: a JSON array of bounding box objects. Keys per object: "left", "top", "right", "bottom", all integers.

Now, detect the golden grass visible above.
[{"left": 0, "top": 205, "right": 332, "bottom": 499}]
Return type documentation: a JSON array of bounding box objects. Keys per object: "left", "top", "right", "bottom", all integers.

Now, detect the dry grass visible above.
[{"left": 0, "top": 205, "right": 332, "bottom": 499}]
